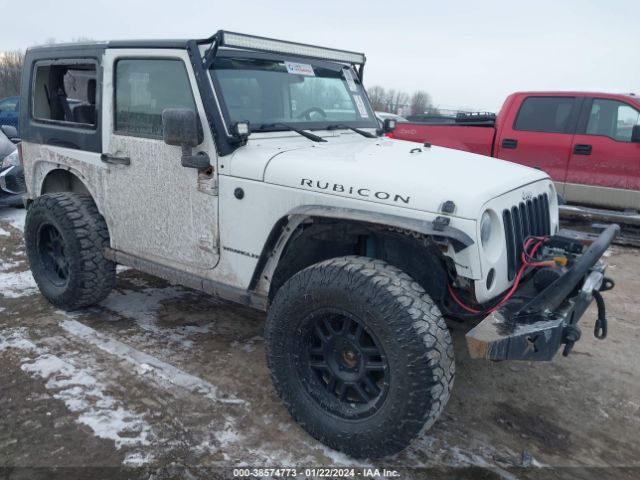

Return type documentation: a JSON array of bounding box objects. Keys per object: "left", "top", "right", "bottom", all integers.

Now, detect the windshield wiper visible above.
[
  {"left": 327, "top": 124, "right": 377, "bottom": 138},
  {"left": 257, "top": 123, "right": 327, "bottom": 142}
]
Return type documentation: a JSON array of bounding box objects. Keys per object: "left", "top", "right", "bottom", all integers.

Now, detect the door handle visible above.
[
  {"left": 573, "top": 144, "right": 592, "bottom": 155},
  {"left": 502, "top": 138, "right": 518, "bottom": 149},
  {"left": 100, "top": 153, "right": 131, "bottom": 165}
]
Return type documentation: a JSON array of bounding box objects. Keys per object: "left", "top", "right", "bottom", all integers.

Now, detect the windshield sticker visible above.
[
  {"left": 353, "top": 95, "right": 369, "bottom": 118},
  {"left": 285, "top": 61, "right": 315, "bottom": 76},
  {"left": 343, "top": 68, "right": 358, "bottom": 92}
]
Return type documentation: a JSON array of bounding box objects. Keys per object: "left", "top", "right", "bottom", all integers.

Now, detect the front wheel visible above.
[{"left": 265, "top": 256, "right": 455, "bottom": 458}]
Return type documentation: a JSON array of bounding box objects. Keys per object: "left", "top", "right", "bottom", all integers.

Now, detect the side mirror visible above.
[
  {"left": 631, "top": 125, "right": 640, "bottom": 143},
  {"left": 162, "top": 108, "right": 210, "bottom": 169},
  {"left": 383, "top": 118, "right": 397, "bottom": 133},
  {"left": 1, "top": 125, "right": 19, "bottom": 142}
]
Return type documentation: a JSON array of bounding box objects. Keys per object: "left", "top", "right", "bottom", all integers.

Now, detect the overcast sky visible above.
[{"left": 1, "top": 0, "right": 637, "bottom": 111}]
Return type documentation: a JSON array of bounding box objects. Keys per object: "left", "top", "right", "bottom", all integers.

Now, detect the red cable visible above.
[
  {"left": 448, "top": 236, "right": 554, "bottom": 316},
  {"left": 447, "top": 283, "right": 482, "bottom": 314}
]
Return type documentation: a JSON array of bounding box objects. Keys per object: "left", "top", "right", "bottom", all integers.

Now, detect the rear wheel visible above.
[
  {"left": 25, "top": 193, "right": 115, "bottom": 309},
  {"left": 265, "top": 256, "right": 455, "bottom": 458}
]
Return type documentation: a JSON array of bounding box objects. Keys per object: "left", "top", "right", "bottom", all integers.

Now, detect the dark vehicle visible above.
[
  {"left": 0, "top": 96, "right": 20, "bottom": 134},
  {"left": 0, "top": 126, "right": 25, "bottom": 208}
]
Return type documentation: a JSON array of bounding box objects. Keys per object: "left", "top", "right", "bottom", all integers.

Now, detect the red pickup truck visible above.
[{"left": 390, "top": 92, "right": 640, "bottom": 213}]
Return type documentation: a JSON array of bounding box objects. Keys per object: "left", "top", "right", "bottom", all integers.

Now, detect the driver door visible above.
[{"left": 101, "top": 49, "right": 219, "bottom": 270}]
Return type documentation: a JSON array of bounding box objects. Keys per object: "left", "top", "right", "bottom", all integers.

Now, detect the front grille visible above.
[{"left": 503, "top": 193, "right": 551, "bottom": 280}]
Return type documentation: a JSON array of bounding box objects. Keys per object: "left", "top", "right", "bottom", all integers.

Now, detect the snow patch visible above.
[
  {"left": 0, "top": 226, "right": 9, "bottom": 236},
  {"left": 60, "top": 319, "right": 243, "bottom": 404},
  {"left": 0, "top": 269, "right": 38, "bottom": 298},
  {"left": 448, "top": 446, "right": 519, "bottom": 479},
  {"left": 100, "top": 286, "right": 185, "bottom": 317},
  {"left": 0, "top": 208, "right": 25, "bottom": 232},
  {"left": 100, "top": 287, "right": 214, "bottom": 349},
  {"left": 0, "top": 259, "right": 22, "bottom": 271},
  {"left": 231, "top": 335, "right": 263, "bottom": 353},
  {"left": 21, "top": 354, "right": 152, "bottom": 448},
  {"left": 0, "top": 327, "right": 38, "bottom": 352},
  {"left": 0, "top": 327, "right": 153, "bottom": 453},
  {"left": 123, "top": 451, "right": 155, "bottom": 466},
  {"left": 215, "top": 420, "right": 244, "bottom": 447},
  {"left": 315, "top": 445, "right": 366, "bottom": 466}
]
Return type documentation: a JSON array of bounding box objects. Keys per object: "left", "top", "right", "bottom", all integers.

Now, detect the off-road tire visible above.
[
  {"left": 265, "top": 256, "right": 455, "bottom": 458},
  {"left": 25, "top": 193, "right": 116, "bottom": 309}
]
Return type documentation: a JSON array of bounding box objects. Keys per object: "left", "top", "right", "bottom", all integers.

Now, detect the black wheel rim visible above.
[
  {"left": 37, "top": 223, "right": 70, "bottom": 287},
  {"left": 297, "top": 308, "right": 390, "bottom": 419}
]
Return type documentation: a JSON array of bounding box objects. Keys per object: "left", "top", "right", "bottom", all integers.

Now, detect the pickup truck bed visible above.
[{"left": 391, "top": 92, "right": 640, "bottom": 212}]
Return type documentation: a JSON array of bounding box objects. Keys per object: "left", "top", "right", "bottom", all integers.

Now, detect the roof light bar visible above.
[{"left": 219, "top": 31, "right": 365, "bottom": 65}]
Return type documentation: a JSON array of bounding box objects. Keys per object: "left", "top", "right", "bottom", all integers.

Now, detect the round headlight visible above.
[{"left": 480, "top": 210, "right": 492, "bottom": 246}]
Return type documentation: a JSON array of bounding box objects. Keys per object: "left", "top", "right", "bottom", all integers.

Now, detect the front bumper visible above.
[{"left": 466, "top": 224, "right": 620, "bottom": 361}]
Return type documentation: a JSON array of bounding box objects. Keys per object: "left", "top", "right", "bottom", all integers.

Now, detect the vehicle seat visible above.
[{"left": 73, "top": 79, "right": 96, "bottom": 124}]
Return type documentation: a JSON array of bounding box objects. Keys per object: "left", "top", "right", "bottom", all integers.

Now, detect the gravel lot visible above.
[{"left": 1, "top": 207, "right": 639, "bottom": 479}]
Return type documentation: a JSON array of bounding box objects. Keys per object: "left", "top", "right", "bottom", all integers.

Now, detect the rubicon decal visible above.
[{"left": 300, "top": 179, "right": 410, "bottom": 205}]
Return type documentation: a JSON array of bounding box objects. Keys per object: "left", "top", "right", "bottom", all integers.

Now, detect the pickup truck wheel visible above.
[
  {"left": 25, "top": 193, "right": 116, "bottom": 310},
  {"left": 265, "top": 256, "right": 454, "bottom": 458}
]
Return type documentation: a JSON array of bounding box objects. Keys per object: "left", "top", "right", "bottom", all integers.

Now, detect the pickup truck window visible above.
[
  {"left": 210, "top": 57, "right": 376, "bottom": 131},
  {"left": 115, "top": 59, "right": 196, "bottom": 138},
  {"left": 514, "top": 96, "right": 575, "bottom": 134},
  {"left": 586, "top": 98, "right": 640, "bottom": 142}
]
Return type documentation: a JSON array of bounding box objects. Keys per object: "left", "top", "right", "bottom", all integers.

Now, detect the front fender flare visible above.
[{"left": 248, "top": 204, "right": 474, "bottom": 292}]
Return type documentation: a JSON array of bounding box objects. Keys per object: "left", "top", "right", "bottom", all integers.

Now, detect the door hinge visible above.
[
  {"left": 198, "top": 235, "right": 218, "bottom": 252},
  {"left": 197, "top": 174, "right": 218, "bottom": 196}
]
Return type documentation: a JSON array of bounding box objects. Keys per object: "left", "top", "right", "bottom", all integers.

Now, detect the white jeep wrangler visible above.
[{"left": 18, "top": 31, "right": 618, "bottom": 458}]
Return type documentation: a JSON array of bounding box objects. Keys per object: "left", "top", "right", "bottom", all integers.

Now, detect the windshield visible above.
[{"left": 209, "top": 56, "right": 377, "bottom": 131}]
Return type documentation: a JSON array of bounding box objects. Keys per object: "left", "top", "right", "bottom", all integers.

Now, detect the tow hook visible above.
[
  {"left": 599, "top": 276, "right": 615, "bottom": 292},
  {"left": 593, "top": 290, "right": 607, "bottom": 340},
  {"left": 562, "top": 324, "right": 581, "bottom": 357},
  {"left": 563, "top": 278, "right": 610, "bottom": 356}
]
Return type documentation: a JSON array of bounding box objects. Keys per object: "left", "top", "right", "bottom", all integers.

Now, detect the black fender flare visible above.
[{"left": 248, "top": 204, "right": 474, "bottom": 291}]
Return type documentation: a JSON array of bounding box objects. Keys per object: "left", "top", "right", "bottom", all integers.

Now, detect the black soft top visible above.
[{"left": 26, "top": 39, "right": 191, "bottom": 55}]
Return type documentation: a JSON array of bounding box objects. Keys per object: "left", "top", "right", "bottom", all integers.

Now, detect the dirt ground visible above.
[{"left": 1, "top": 207, "right": 639, "bottom": 480}]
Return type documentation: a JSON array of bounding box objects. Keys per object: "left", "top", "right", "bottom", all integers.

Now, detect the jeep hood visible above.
[{"left": 231, "top": 135, "right": 549, "bottom": 219}]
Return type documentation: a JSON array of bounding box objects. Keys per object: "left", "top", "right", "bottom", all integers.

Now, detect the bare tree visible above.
[
  {"left": 0, "top": 36, "right": 96, "bottom": 100},
  {"left": 382, "top": 89, "right": 410, "bottom": 114},
  {"left": 395, "top": 91, "right": 410, "bottom": 113},
  {"left": 0, "top": 50, "right": 24, "bottom": 98},
  {"left": 410, "top": 90, "right": 431, "bottom": 115},
  {"left": 368, "top": 86, "right": 434, "bottom": 115},
  {"left": 366, "top": 85, "right": 386, "bottom": 111},
  {"left": 71, "top": 36, "right": 94, "bottom": 44},
  {"left": 383, "top": 89, "right": 396, "bottom": 112}
]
